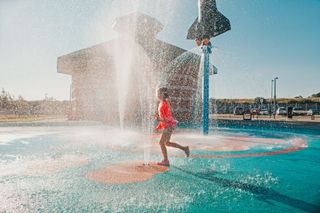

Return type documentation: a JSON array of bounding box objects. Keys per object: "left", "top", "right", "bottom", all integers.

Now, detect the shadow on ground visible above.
[{"left": 171, "top": 166, "right": 320, "bottom": 213}]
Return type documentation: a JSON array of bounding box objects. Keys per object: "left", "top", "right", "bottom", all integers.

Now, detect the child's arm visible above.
[{"left": 154, "top": 113, "right": 167, "bottom": 123}]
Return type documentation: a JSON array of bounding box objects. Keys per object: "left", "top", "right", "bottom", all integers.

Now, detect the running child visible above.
[{"left": 154, "top": 87, "right": 190, "bottom": 166}]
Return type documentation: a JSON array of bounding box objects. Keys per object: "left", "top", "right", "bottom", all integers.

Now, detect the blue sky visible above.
[{"left": 0, "top": 0, "right": 319, "bottom": 100}]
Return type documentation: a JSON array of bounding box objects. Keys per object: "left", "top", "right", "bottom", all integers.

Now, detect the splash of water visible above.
[
  {"left": 110, "top": 14, "right": 156, "bottom": 163},
  {"left": 90, "top": 1, "right": 186, "bottom": 162},
  {"left": 160, "top": 48, "right": 202, "bottom": 125}
]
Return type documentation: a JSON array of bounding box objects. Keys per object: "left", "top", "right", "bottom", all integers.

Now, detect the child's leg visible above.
[
  {"left": 163, "top": 127, "right": 187, "bottom": 151},
  {"left": 159, "top": 132, "right": 169, "bottom": 162},
  {"left": 166, "top": 141, "right": 190, "bottom": 157},
  {"left": 165, "top": 141, "right": 187, "bottom": 151}
]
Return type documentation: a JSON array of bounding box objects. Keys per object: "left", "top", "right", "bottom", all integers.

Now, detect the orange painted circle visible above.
[
  {"left": 182, "top": 138, "right": 308, "bottom": 159},
  {"left": 86, "top": 161, "right": 169, "bottom": 184}
]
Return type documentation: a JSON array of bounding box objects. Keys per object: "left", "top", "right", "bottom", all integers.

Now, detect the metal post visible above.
[
  {"left": 273, "top": 77, "right": 278, "bottom": 119},
  {"left": 202, "top": 44, "right": 211, "bottom": 135},
  {"left": 270, "top": 80, "right": 273, "bottom": 118}
]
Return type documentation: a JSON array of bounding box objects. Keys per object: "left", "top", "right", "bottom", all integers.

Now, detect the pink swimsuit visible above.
[{"left": 156, "top": 100, "right": 177, "bottom": 130}]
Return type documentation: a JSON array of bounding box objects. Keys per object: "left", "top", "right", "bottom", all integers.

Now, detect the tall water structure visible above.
[
  {"left": 111, "top": 13, "right": 159, "bottom": 164},
  {"left": 187, "top": 0, "right": 231, "bottom": 134}
]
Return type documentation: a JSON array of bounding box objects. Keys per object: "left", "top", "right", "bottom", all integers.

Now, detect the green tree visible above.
[
  {"left": 254, "top": 97, "right": 266, "bottom": 105},
  {"left": 311, "top": 92, "right": 320, "bottom": 98}
]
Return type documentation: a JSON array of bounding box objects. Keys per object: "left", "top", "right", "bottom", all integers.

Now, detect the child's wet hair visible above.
[{"left": 157, "top": 87, "right": 169, "bottom": 99}]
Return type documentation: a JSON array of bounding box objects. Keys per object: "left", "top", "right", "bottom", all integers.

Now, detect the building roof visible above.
[
  {"left": 112, "top": 12, "right": 163, "bottom": 38},
  {"left": 57, "top": 13, "right": 188, "bottom": 75}
]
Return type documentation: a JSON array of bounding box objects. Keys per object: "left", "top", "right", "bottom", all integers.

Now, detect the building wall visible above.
[{"left": 58, "top": 38, "right": 201, "bottom": 125}]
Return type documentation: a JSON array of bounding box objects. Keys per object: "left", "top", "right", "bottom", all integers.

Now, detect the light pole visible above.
[
  {"left": 273, "top": 77, "right": 279, "bottom": 119},
  {"left": 270, "top": 80, "right": 274, "bottom": 118}
]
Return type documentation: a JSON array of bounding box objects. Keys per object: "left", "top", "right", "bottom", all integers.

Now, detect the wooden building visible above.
[{"left": 57, "top": 12, "right": 201, "bottom": 125}]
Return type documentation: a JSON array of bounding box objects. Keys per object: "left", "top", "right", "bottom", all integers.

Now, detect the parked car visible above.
[
  {"left": 250, "top": 108, "right": 260, "bottom": 115},
  {"left": 307, "top": 109, "right": 320, "bottom": 116},
  {"left": 292, "top": 107, "right": 308, "bottom": 116},
  {"left": 276, "top": 107, "right": 287, "bottom": 115},
  {"left": 259, "top": 108, "right": 269, "bottom": 115},
  {"left": 233, "top": 107, "right": 244, "bottom": 115}
]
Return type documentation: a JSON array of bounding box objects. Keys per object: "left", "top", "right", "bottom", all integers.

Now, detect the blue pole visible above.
[{"left": 202, "top": 43, "right": 211, "bottom": 135}]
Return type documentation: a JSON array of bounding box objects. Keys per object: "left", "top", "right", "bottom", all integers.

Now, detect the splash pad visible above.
[
  {"left": 1, "top": 125, "right": 319, "bottom": 212},
  {"left": 83, "top": 128, "right": 307, "bottom": 184}
]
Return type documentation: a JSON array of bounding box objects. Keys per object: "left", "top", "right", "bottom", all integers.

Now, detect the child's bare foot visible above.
[
  {"left": 185, "top": 146, "right": 190, "bottom": 157},
  {"left": 157, "top": 160, "right": 170, "bottom": 167}
]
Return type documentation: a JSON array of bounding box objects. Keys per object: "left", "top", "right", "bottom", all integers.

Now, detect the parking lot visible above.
[{"left": 211, "top": 114, "right": 320, "bottom": 122}]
